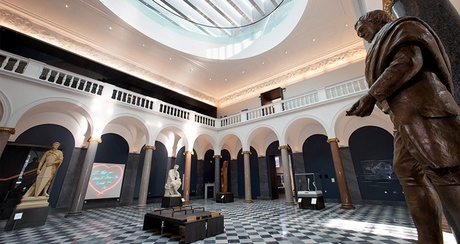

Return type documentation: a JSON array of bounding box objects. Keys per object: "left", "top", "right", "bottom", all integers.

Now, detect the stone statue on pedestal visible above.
[
  {"left": 23, "top": 142, "right": 63, "bottom": 198},
  {"left": 164, "top": 164, "right": 181, "bottom": 196}
]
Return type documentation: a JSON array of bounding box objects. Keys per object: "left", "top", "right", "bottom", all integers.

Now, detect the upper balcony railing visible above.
[{"left": 0, "top": 50, "right": 368, "bottom": 129}]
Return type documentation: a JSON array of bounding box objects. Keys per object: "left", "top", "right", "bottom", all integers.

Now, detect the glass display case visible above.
[
  {"left": 294, "top": 173, "right": 325, "bottom": 210},
  {"left": 294, "top": 173, "right": 323, "bottom": 197}
]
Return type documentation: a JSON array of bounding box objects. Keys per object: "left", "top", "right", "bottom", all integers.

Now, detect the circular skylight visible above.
[{"left": 100, "top": 0, "right": 308, "bottom": 60}]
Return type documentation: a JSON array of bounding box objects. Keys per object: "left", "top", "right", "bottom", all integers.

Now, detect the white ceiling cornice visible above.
[
  {"left": 0, "top": 7, "right": 365, "bottom": 108},
  {"left": 218, "top": 43, "right": 366, "bottom": 107}
]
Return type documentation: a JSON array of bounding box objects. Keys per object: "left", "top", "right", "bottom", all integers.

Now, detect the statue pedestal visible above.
[
  {"left": 216, "top": 192, "right": 234, "bottom": 203},
  {"left": 161, "top": 196, "right": 183, "bottom": 208},
  {"left": 4, "top": 197, "right": 50, "bottom": 231}
]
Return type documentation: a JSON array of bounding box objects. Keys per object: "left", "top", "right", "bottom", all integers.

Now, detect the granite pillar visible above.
[
  {"left": 137, "top": 145, "right": 155, "bottom": 208},
  {"left": 230, "top": 159, "right": 238, "bottom": 197},
  {"left": 339, "top": 147, "right": 363, "bottom": 204},
  {"left": 66, "top": 138, "right": 100, "bottom": 216},
  {"left": 257, "top": 156, "right": 270, "bottom": 199}
]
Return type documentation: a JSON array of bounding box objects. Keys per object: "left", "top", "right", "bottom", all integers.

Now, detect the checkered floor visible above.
[{"left": 0, "top": 198, "right": 456, "bottom": 243}]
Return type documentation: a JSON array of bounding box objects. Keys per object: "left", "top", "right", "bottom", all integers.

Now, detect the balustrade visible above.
[{"left": 0, "top": 50, "right": 367, "bottom": 129}]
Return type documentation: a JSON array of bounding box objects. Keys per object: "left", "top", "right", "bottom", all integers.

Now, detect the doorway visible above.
[{"left": 268, "top": 155, "right": 284, "bottom": 199}]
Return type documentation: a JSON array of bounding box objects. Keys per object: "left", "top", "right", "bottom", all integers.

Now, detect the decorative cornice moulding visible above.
[
  {"left": 0, "top": 9, "right": 217, "bottom": 106},
  {"left": 217, "top": 45, "right": 367, "bottom": 108},
  {"left": 0, "top": 9, "right": 366, "bottom": 109}
]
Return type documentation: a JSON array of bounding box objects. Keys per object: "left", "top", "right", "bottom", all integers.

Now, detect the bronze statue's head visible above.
[{"left": 355, "top": 10, "right": 392, "bottom": 43}]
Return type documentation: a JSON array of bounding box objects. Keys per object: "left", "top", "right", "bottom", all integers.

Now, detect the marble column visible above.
[
  {"left": 183, "top": 151, "right": 192, "bottom": 203},
  {"left": 213, "top": 155, "right": 221, "bottom": 194},
  {"left": 383, "top": 0, "right": 460, "bottom": 104},
  {"left": 279, "top": 145, "right": 295, "bottom": 205},
  {"left": 242, "top": 151, "right": 253, "bottom": 203},
  {"left": 327, "top": 138, "right": 355, "bottom": 209},
  {"left": 66, "top": 138, "right": 101, "bottom": 216},
  {"left": 137, "top": 145, "right": 155, "bottom": 208},
  {"left": 0, "top": 127, "right": 15, "bottom": 159}
]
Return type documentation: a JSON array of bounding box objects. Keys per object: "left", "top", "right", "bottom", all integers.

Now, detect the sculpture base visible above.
[
  {"left": 4, "top": 198, "right": 50, "bottom": 231},
  {"left": 216, "top": 192, "right": 234, "bottom": 203},
  {"left": 161, "top": 196, "right": 183, "bottom": 208}
]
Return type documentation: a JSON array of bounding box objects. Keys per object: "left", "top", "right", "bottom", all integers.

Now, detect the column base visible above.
[
  {"left": 340, "top": 203, "right": 356, "bottom": 210},
  {"left": 65, "top": 211, "right": 83, "bottom": 217},
  {"left": 285, "top": 201, "right": 295, "bottom": 206}
]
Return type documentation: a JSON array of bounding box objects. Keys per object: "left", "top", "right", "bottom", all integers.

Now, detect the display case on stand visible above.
[{"left": 294, "top": 173, "right": 325, "bottom": 210}]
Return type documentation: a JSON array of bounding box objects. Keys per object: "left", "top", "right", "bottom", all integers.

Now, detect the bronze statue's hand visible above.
[
  {"left": 37, "top": 170, "right": 41, "bottom": 175},
  {"left": 346, "top": 94, "right": 376, "bottom": 117}
]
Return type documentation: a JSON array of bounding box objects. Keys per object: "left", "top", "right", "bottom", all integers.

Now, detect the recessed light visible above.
[
  {"left": 108, "top": 26, "right": 112, "bottom": 30},
  {"left": 65, "top": 4, "right": 69, "bottom": 8},
  {"left": 312, "top": 38, "right": 316, "bottom": 42},
  {"left": 242, "top": 70, "right": 245, "bottom": 74},
  {"left": 261, "top": 61, "right": 265, "bottom": 65},
  {"left": 285, "top": 51, "right": 288, "bottom": 54},
  {"left": 224, "top": 79, "right": 228, "bottom": 81},
  {"left": 142, "top": 44, "right": 145, "bottom": 47}
]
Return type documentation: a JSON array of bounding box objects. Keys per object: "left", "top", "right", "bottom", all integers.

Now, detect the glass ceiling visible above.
[
  {"left": 140, "top": 0, "right": 285, "bottom": 37},
  {"left": 100, "top": 0, "right": 307, "bottom": 59}
]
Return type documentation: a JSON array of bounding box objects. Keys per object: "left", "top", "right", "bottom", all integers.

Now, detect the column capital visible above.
[
  {"left": 87, "top": 137, "right": 102, "bottom": 143},
  {"left": 213, "top": 155, "right": 222, "bottom": 158},
  {"left": 327, "top": 138, "right": 340, "bottom": 143},
  {"left": 143, "top": 145, "right": 156, "bottom": 150},
  {"left": 0, "top": 127, "right": 15, "bottom": 134},
  {"left": 278, "top": 145, "right": 289, "bottom": 150},
  {"left": 241, "top": 151, "right": 251, "bottom": 155},
  {"left": 183, "top": 151, "right": 194, "bottom": 155}
]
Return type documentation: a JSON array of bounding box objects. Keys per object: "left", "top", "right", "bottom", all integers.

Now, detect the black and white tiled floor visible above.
[{"left": 0, "top": 198, "right": 456, "bottom": 243}]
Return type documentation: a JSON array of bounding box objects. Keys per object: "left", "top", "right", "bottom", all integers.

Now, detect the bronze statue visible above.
[
  {"left": 220, "top": 161, "right": 229, "bottom": 192},
  {"left": 347, "top": 10, "right": 460, "bottom": 243},
  {"left": 23, "top": 142, "right": 63, "bottom": 198}
]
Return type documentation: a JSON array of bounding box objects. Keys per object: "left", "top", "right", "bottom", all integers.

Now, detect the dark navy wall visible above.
[
  {"left": 15, "top": 124, "right": 75, "bottom": 208},
  {"left": 203, "top": 150, "right": 215, "bottom": 184},
  {"left": 134, "top": 141, "right": 168, "bottom": 198},
  {"left": 302, "top": 134, "right": 340, "bottom": 199},
  {"left": 349, "top": 126, "right": 404, "bottom": 202},
  {"left": 266, "top": 141, "right": 280, "bottom": 199},
  {"left": 94, "top": 133, "right": 129, "bottom": 163},
  {"left": 84, "top": 133, "right": 132, "bottom": 207}
]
